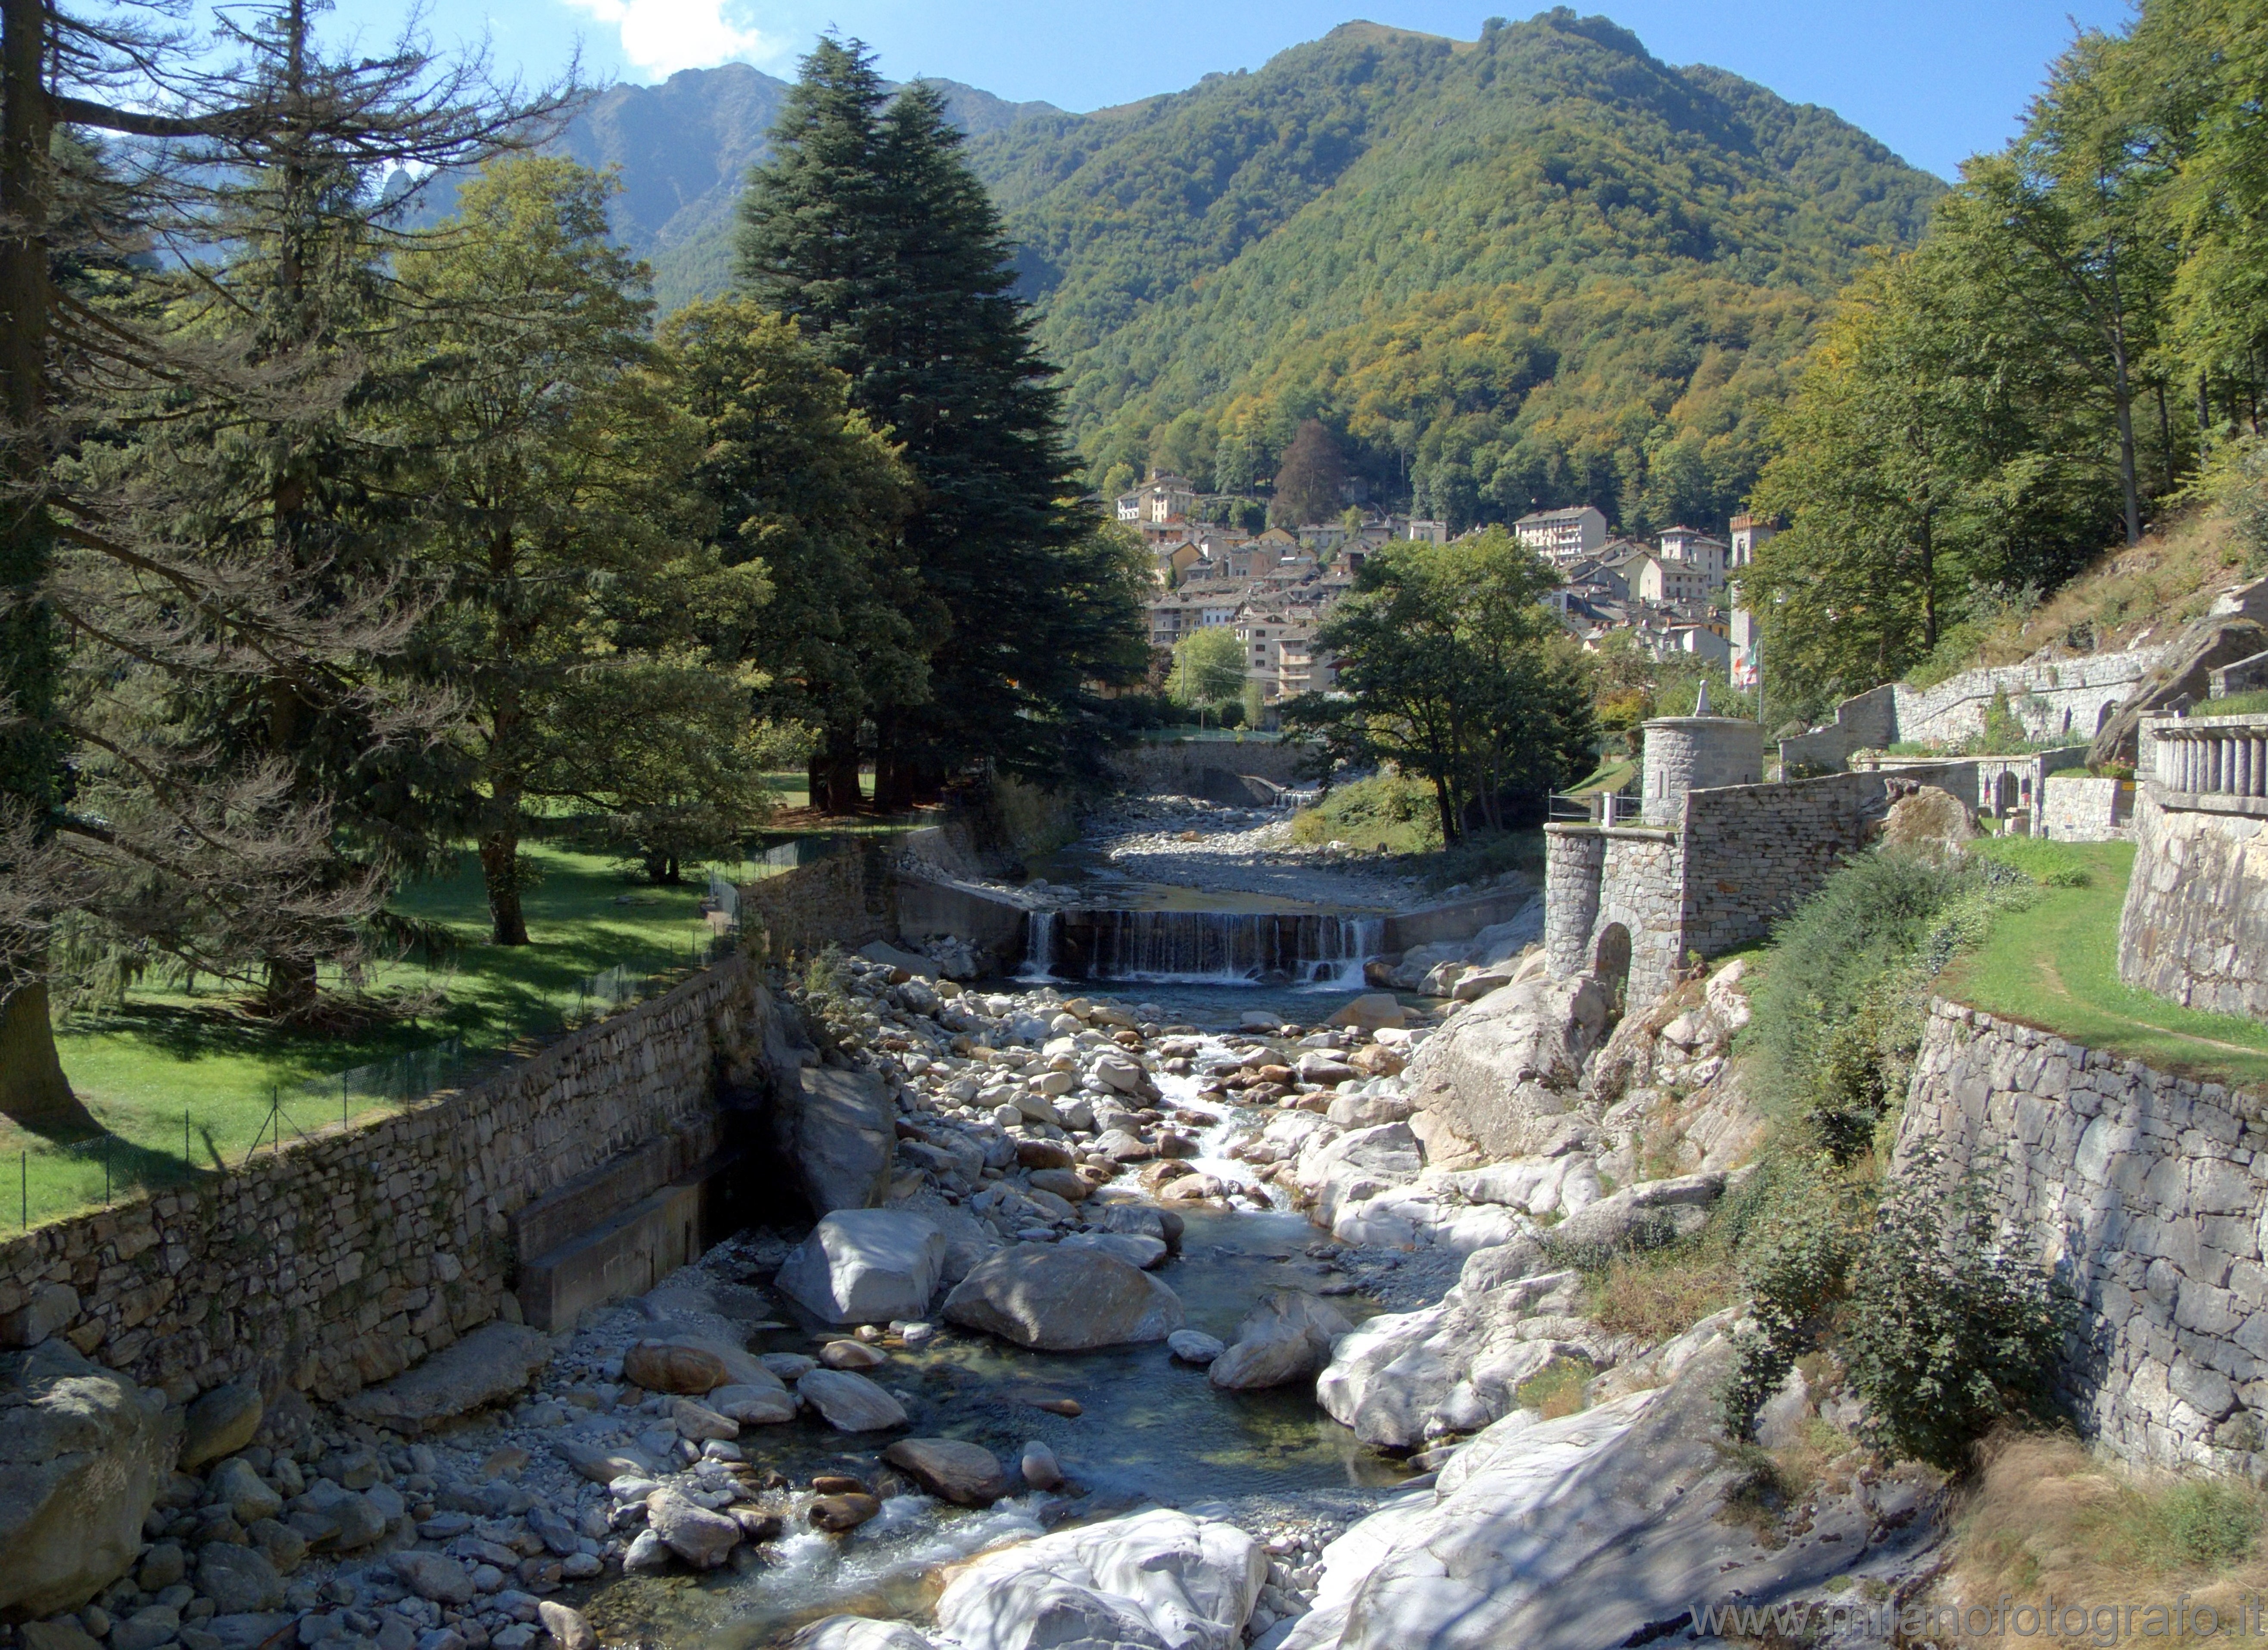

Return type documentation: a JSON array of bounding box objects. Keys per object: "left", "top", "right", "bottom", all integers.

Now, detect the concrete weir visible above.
[{"left": 510, "top": 1124, "right": 746, "bottom": 1331}]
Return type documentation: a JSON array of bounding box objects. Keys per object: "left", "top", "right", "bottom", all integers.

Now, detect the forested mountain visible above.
[
  {"left": 511, "top": 10, "right": 1941, "bottom": 531},
  {"left": 420, "top": 67, "right": 1062, "bottom": 311},
  {"left": 965, "top": 12, "right": 1943, "bottom": 531}
]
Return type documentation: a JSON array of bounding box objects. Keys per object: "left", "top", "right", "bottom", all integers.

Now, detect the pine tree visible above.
[
  {"left": 0, "top": 0, "right": 567, "bottom": 1123},
  {"left": 736, "top": 40, "right": 1146, "bottom": 807}
]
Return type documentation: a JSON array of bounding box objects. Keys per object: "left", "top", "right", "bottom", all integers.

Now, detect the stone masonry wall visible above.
[
  {"left": 1676, "top": 766, "right": 1972, "bottom": 959},
  {"left": 2118, "top": 789, "right": 2268, "bottom": 1021},
  {"left": 1595, "top": 832, "right": 1684, "bottom": 1006},
  {"left": 1893, "top": 646, "right": 2175, "bottom": 748},
  {"left": 2040, "top": 774, "right": 2134, "bottom": 841},
  {"left": 739, "top": 845, "right": 892, "bottom": 960},
  {"left": 1901, "top": 1001, "right": 2268, "bottom": 1469},
  {"left": 0, "top": 958, "right": 780, "bottom": 1407}
]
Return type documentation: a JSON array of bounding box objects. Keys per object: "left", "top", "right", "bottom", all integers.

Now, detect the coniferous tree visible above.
[
  {"left": 0, "top": 0, "right": 567, "bottom": 1123},
  {"left": 736, "top": 39, "right": 1146, "bottom": 807},
  {"left": 1271, "top": 419, "right": 1346, "bottom": 526},
  {"left": 660, "top": 299, "right": 922, "bottom": 816}
]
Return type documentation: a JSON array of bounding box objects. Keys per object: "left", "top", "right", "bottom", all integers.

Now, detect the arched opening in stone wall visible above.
[
  {"left": 2098, "top": 701, "right": 2119, "bottom": 734},
  {"left": 1592, "top": 922, "right": 1632, "bottom": 1010}
]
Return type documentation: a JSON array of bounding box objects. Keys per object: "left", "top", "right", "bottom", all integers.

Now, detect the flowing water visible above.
[{"left": 586, "top": 1035, "right": 1411, "bottom": 1650}]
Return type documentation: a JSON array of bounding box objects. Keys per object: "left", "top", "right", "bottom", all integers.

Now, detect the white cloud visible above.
[{"left": 559, "top": 0, "right": 788, "bottom": 78}]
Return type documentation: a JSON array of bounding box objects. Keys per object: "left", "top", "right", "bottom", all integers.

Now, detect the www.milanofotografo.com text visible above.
[{"left": 1691, "top": 1596, "right": 2268, "bottom": 1644}]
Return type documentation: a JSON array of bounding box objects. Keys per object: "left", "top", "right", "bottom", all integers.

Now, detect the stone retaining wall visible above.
[
  {"left": 1894, "top": 648, "right": 2173, "bottom": 748},
  {"left": 0, "top": 958, "right": 783, "bottom": 1407},
  {"left": 2118, "top": 787, "right": 2268, "bottom": 1021},
  {"left": 739, "top": 845, "right": 893, "bottom": 960},
  {"left": 2040, "top": 774, "right": 2134, "bottom": 841},
  {"left": 1901, "top": 1000, "right": 2268, "bottom": 1470}
]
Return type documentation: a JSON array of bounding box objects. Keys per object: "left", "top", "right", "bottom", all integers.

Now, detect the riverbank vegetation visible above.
[
  {"left": 0, "top": 24, "right": 1151, "bottom": 1129},
  {"left": 1750, "top": 0, "right": 2268, "bottom": 714},
  {"left": 1284, "top": 529, "right": 1595, "bottom": 844}
]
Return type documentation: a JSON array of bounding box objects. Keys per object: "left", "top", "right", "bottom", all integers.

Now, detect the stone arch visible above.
[
  {"left": 2098, "top": 700, "right": 2119, "bottom": 733},
  {"left": 1592, "top": 922, "right": 1632, "bottom": 1006}
]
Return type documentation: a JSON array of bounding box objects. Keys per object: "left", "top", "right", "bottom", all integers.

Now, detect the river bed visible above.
[{"left": 583, "top": 1029, "right": 1417, "bottom": 1650}]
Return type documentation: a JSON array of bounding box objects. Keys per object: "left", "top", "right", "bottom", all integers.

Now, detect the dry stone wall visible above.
[
  {"left": 1902, "top": 1001, "right": 2268, "bottom": 1470},
  {"left": 0, "top": 958, "right": 784, "bottom": 1408},
  {"left": 2118, "top": 789, "right": 2268, "bottom": 1021}
]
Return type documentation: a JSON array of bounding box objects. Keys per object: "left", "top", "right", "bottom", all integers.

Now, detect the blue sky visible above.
[{"left": 303, "top": 0, "right": 2135, "bottom": 179}]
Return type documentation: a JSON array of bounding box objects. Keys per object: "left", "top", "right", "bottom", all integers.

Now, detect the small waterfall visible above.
[
  {"left": 1056, "top": 910, "right": 1382, "bottom": 984},
  {"left": 1018, "top": 909, "right": 1059, "bottom": 982}
]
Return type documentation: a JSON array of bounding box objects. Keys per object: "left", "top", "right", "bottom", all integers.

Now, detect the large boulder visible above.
[
  {"left": 2090, "top": 615, "right": 2266, "bottom": 767},
  {"left": 1315, "top": 1248, "right": 1598, "bottom": 1448},
  {"left": 1878, "top": 785, "right": 1976, "bottom": 853},
  {"left": 775, "top": 1065, "right": 897, "bottom": 1214},
  {"left": 1399, "top": 973, "right": 1609, "bottom": 1167},
  {"left": 776, "top": 1210, "right": 947, "bottom": 1325},
  {"left": 177, "top": 1380, "right": 262, "bottom": 1471},
  {"left": 337, "top": 1322, "right": 551, "bottom": 1433},
  {"left": 935, "top": 1507, "right": 1266, "bottom": 1650},
  {"left": 0, "top": 1341, "right": 178, "bottom": 1617},
  {"left": 1281, "top": 1331, "right": 1940, "bottom": 1650},
  {"left": 942, "top": 1244, "right": 1184, "bottom": 1351},
  {"left": 1546, "top": 1173, "right": 1725, "bottom": 1262},
  {"left": 1209, "top": 1292, "right": 1353, "bottom": 1391}
]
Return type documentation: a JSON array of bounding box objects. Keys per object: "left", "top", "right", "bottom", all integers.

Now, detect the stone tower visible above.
[{"left": 1640, "top": 713, "right": 1763, "bottom": 825}]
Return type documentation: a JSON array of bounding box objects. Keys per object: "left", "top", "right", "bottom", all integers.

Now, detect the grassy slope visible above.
[
  {"left": 7, "top": 843, "right": 720, "bottom": 1229},
  {"left": 1907, "top": 502, "right": 2262, "bottom": 689},
  {"left": 1945, "top": 839, "right": 2268, "bottom": 1090}
]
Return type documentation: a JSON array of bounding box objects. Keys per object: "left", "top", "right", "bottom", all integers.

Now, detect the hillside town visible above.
[{"left": 1128, "top": 473, "right": 1774, "bottom": 705}]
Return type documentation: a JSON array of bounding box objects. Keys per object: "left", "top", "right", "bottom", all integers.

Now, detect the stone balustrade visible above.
[{"left": 2143, "top": 711, "right": 2268, "bottom": 808}]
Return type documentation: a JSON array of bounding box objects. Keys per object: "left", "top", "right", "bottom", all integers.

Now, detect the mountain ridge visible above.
[{"left": 509, "top": 9, "right": 1943, "bottom": 529}]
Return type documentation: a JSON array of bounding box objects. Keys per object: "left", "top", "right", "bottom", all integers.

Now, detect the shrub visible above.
[
  {"left": 1840, "top": 1143, "right": 2071, "bottom": 1469},
  {"left": 1748, "top": 848, "right": 2037, "bottom": 1159},
  {"left": 1720, "top": 1152, "right": 1863, "bottom": 1441},
  {"left": 1516, "top": 1355, "right": 1596, "bottom": 1420}
]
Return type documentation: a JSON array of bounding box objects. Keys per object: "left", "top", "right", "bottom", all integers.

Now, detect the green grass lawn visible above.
[
  {"left": 1944, "top": 839, "right": 2268, "bottom": 1091},
  {"left": 7, "top": 842, "right": 722, "bottom": 1231}
]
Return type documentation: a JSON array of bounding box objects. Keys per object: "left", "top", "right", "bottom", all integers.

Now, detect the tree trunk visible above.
[
  {"left": 2156, "top": 379, "right": 2174, "bottom": 495},
  {"left": 2112, "top": 346, "right": 2142, "bottom": 545},
  {"left": 0, "top": 979, "right": 97, "bottom": 1133},
  {"left": 479, "top": 806, "right": 529, "bottom": 945},
  {"left": 262, "top": 957, "right": 319, "bottom": 1020},
  {"left": 1432, "top": 775, "right": 1461, "bottom": 847},
  {"left": 821, "top": 725, "right": 863, "bottom": 814}
]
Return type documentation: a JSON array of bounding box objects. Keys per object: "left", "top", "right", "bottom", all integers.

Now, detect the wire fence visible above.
[{"left": 12, "top": 930, "right": 745, "bottom": 1234}]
